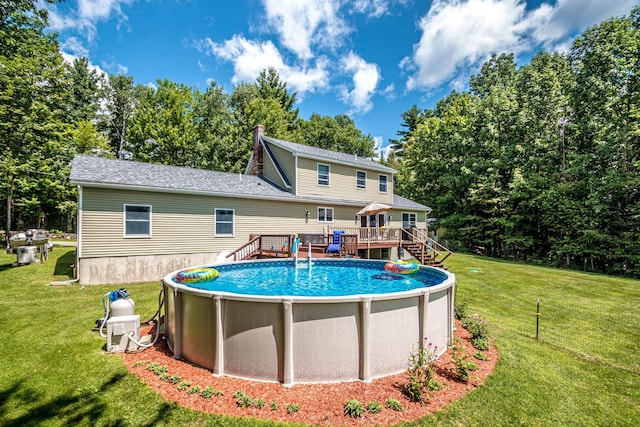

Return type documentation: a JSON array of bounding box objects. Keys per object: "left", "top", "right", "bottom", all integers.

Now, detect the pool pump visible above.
[{"left": 98, "top": 289, "right": 140, "bottom": 353}]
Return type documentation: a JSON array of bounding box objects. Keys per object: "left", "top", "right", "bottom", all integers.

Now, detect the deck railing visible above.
[{"left": 226, "top": 235, "right": 260, "bottom": 261}]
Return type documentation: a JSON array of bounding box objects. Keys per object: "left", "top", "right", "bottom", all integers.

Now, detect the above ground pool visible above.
[{"left": 162, "top": 258, "right": 455, "bottom": 386}]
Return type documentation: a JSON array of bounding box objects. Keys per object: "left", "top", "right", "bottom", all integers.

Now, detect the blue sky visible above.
[{"left": 46, "top": 0, "right": 637, "bottom": 154}]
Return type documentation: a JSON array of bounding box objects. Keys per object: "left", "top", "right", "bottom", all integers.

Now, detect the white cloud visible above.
[
  {"left": 46, "top": 0, "right": 133, "bottom": 40},
  {"left": 203, "top": 35, "right": 330, "bottom": 95},
  {"left": 405, "top": 0, "right": 639, "bottom": 91},
  {"left": 262, "top": 0, "right": 351, "bottom": 59},
  {"left": 339, "top": 52, "right": 380, "bottom": 114},
  {"left": 406, "top": 0, "right": 528, "bottom": 91},
  {"left": 60, "top": 37, "right": 90, "bottom": 58},
  {"left": 351, "top": 0, "right": 409, "bottom": 18},
  {"left": 527, "top": 0, "right": 637, "bottom": 50}
]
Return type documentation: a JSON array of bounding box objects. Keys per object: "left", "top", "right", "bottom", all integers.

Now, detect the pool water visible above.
[{"left": 177, "top": 259, "right": 447, "bottom": 297}]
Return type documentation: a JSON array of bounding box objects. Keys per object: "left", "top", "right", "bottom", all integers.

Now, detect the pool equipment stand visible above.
[{"left": 98, "top": 289, "right": 140, "bottom": 353}]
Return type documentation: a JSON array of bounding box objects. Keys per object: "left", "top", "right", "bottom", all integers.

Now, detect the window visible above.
[
  {"left": 317, "top": 163, "right": 330, "bottom": 186},
  {"left": 402, "top": 212, "right": 417, "bottom": 229},
  {"left": 317, "top": 207, "right": 334, "bottom": 223},
  {"left": 356, "top": 170, "right": 367, "bottom": 189},
  {"left": 124, "top": 204, "right": 151, "bottom": 237},
  {"left": 378, "top": 174, "right": 388, "bottom": 193},
  {"left": 215, "top": 209, "right": 234, "bottom": 236}
]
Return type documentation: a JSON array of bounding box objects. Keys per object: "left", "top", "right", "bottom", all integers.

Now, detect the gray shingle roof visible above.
[
  {"left": 69, "top": 155, "right": 429, "bottom": 211},
  {"left": 70, "top": 155, "right": 293, "bottom": 199},
  {"left": 262, "top": 136, "right": 397, "bottom": 174},
  {"left": 392, "top": 194, "right": 431, "bottom": 211}
]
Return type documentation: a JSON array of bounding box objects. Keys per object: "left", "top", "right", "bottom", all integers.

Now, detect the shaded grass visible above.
[{"left": 0, "top": 249, "right": 638, "bottom": 426}]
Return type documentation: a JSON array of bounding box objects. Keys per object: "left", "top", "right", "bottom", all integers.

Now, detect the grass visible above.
[{"left": 0, "top": 248, "right": 638, "bottom": 426}]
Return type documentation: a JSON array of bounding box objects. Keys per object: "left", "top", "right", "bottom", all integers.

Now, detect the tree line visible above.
[
  {"left": 0, "top": 0, "right": 375, "bottom": 240},
  {"left": 392, "top": 7, "right": 639, "bottom": 277},
  {"left": 2, "top": 1, "right": 637, "bottom": 277}
]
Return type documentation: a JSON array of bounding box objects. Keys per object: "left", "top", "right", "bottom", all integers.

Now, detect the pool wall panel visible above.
[
  {"left": 292, "top": 303, "right": 360, "bottom": 382},
  {"left": 369, "top": 297, "right": 420, "bottom": 378},
  {"left": 181, "top": 293, "right": 216, "bottom": 370},
  {"left": 223, "top": 300, "right": 284, "bottom": 381}
]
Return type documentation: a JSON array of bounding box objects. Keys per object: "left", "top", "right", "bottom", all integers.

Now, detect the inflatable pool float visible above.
[
  {"left": 384, "top": 260, "right": 419, "bottom": 274},
  {"left": 175, "top": 267, "right": 219, "bottom": 283}
]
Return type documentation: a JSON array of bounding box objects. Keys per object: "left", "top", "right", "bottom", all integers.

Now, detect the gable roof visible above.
[
  {"left": 261, "top": 136, "right": 396, "bottom": 174},
  {"left": 70, "top": 155, "right": 429, "bottom": 211}
]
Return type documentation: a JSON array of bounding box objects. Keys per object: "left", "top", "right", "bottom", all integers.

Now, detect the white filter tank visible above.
[{"left": 110, "top": 298, "right": 135, "bottom": 318}]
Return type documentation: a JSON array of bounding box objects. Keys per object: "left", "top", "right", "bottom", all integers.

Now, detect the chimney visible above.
[{"left": 251, "top": 124, "right": 264, "bottom": 176}]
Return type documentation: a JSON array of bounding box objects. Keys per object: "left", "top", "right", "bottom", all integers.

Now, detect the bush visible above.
[
  {"left": 187, "top": 385, "right": 201, "bottom": 395},
  {"left": 454, "top": 298, "right": 467, "bottom": 320},
  {"left": 366, "top": 401, "right": 382, "bottom": 414},
  {"left": 177, "top": 381, "right": 191, "bottom": 391},
  {"left": 385, "top": 398, "right": 403, "bottom": 412},
  {"left": 450, "top": 337, "right": 478, "bottom": 381},
  {"left": 402, "top": 339, "right": 442, "bottom": 402},
  {"left": 286, "top": 403, "right": 300, "bottom": 413},
  {"left": 343, "top": 399, "right": 365, "bottom": 418},
  {"left": 269, "top": 401, "right": 279, "bottom": 411},
  {"left": 254, "top": 398, "right": 266, "bottom": 409},
  {"left": 200, "top": 386, "right": 222, "bottom": 399},
  {"left": 234, "top": 390, "right": 253, "bottom": 408},
  {"left": 462, "top": 314, "right": 490, "bottom": 350}
]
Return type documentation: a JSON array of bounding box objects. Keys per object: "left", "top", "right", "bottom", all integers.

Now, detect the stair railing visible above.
[{"left": 403, "top": 231, "right": 453, "bottom": 264}]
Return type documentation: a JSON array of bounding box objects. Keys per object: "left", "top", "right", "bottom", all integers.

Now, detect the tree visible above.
[
  {"left": 295, "top": 113, "right": 376, "bottom": 157},
  {"left": 65, "top": 56, "right": 104, "bottom": 124},
  {"left": 0, "top": 0, "right": 71, "bottom": 242},
  {"left": 389, "top": 105, "right": 426, "bottom": 158},
  {"left": 127, "top": 79, "right": 201, "bottom": 166},
  {"left": 103, "top": 74, "right": 141, "bottom": 159}
]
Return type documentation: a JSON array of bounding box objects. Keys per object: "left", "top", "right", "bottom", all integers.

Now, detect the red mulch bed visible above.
[{"left": 124, "top": 320, "right": 498, "bottom": 426}]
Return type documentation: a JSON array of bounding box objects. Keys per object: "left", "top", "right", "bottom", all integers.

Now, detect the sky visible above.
[{"left": 45, "top": 0, "right": 638, "bottom": 155}]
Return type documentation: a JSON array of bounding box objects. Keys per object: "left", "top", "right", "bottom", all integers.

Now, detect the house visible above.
[{"left": 69, "top": 125, "right": 433, "bottom": 285}]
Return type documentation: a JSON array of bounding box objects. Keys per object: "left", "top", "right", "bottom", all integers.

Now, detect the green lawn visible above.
[{"left": 0, "top": 248, "right": 638, "bottom": 426}]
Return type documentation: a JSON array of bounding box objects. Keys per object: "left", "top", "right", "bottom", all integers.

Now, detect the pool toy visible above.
[
  {"left": 384, "top": 260, "right": 419, "bottom": 274},
  {"left": 175, "top": 267, "right": 219, "bottom": 283}
]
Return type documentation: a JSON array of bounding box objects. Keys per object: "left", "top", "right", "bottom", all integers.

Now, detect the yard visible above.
[{"left": 0, "top": 247, "right": 638, "bottom": 426}]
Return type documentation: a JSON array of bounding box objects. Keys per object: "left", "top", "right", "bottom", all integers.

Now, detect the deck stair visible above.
[{"left": 402, "top": 234, "right": 452, "bottom": 269}]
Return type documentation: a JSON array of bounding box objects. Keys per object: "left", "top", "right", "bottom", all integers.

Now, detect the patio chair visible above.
[{"left": 326, "top": 230, "right": 345, "bottom": 254}]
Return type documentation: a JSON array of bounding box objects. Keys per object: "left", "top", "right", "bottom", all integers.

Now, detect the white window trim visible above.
[
  {"left": 356, "top": 170, "right": 367, "bottom": 190},
  {"left": 402, "top": 212, "right": 417, "bottom": 227},
  {"left": 317, "top": 207, "right": 334, "bottom": 223},
  {"left": 317, "top": 163, "right": 330, "bottom": 187},
  {"left": 378, "top": 174, "right": 389, "bottom": 193},
  {"left": 214, "top": 208, "right": 235, "bottom": 237},
  {"left": 123, "top": 204, "right": 152, "bottom": 238}
]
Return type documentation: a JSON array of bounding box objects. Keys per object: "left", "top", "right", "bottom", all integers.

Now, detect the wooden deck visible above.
[{"left": 226, "top": 227, "right": 452, "bottom": 267}]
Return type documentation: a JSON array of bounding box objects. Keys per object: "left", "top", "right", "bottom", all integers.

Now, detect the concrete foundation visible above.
[{"left": 78, "top": 253, "right": 219, "bottom": 285}]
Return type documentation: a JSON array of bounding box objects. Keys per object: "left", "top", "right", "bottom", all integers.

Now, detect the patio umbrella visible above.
[{"left": 356, "top": 202, "right": 393, "bottom": 216}]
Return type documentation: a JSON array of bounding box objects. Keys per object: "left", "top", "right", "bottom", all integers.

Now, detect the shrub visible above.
[
  {"left": 343, "top": 400, "right": 365, "bottom": 418},
  {"left": 286, "top": 403, "right": 300, "bottom": 413},
  {"left": 385, "top": 398, "right": 403, "bottom": 412},
  {"left": 270, "top": 401, "right": 279, "bottom": 411},
  {"left": 367, "top": 401, "right": 382, "bottom": 414},
  {"left": 454, "top": 298, "right": 467, "bottom": 320},
  {"left": 234, "top": 390, "right": 253, "bottom": 408},
  {"left": 159, "top": 373, "right": 170, "bottom": 381},
  {"left": 462, "top": 314, "right": 490, "bottom": 350},
  {"left": 254, "top": 398, "right": 266, "bottom": 409},
  {"left": 146, "top": 363, "right": 168, "bottom": 376},
  {"left": 187, "top": 385, "right": 202, "bottom": 395},
  {"left": 402, "top": 339, "right": 442, "bottom": 402},
  {"left": 168, "top": 375, "right": 181, "bottom": 384},
  {"left": 132, "top": 361, "right": 148, "bottom": 367},
  {"left": 177, "top": 381, "right": 191, "bottom": 391},
  {"left": 450, "top": 337, "right": 478, "bottom": 381},
  {"left": 474, "top": 351, "right": 489, "bottom": 361},
  {"left": 200, "top": 386, "right": 222, "bottom": 399}
]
